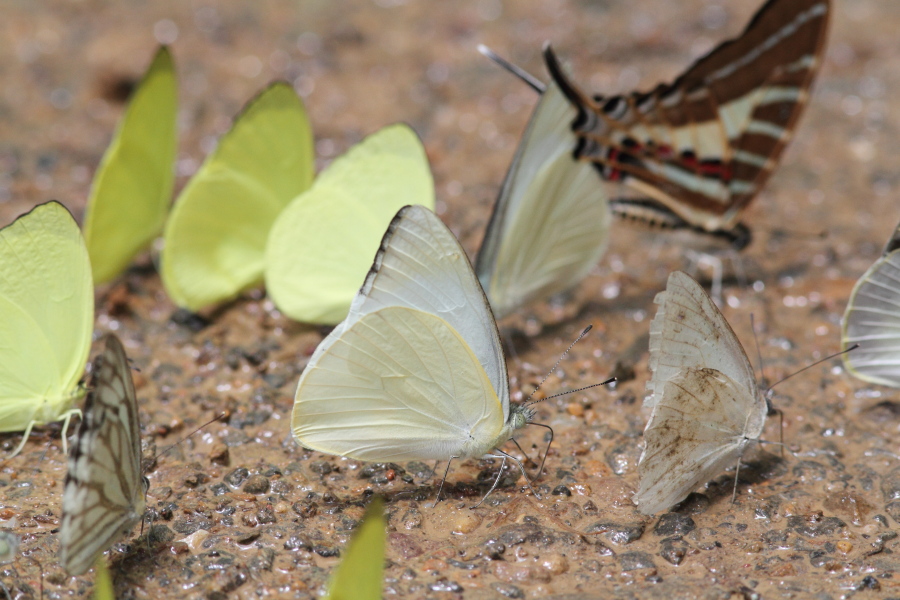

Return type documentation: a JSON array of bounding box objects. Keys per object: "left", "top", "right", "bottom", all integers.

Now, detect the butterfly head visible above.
[{"left": 509, "top": 404, "right": 535, "bottom": 430}]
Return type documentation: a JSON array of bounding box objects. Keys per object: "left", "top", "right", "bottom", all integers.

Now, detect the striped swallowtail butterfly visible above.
[{"left": 546, "top": 0, "right": 831, "bottom": 249}]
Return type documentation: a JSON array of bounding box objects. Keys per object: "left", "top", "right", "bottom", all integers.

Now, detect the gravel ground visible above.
[{"left": 1, "top": 1, "right": 900, "bottom": 598}]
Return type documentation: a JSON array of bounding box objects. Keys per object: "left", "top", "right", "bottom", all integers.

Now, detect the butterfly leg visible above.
[
  {"left": 472, "top": 454, "right": 508, "bottom": 509},
  {"left": 477, "top": 449, "right": 542, "bottom": 509},
  {"left": 7, "top": 421, "right": 36, "bottom": 459},
  {"left": 431, "top": 457, "right": 456, "bottom": 508},
  {"left": 511, "top": 438, "right": 534, "bottom": 469},
  {"left": 730, "top": 455, "right": 743, "bottom": 506},
  {"left": 58, "top": 408, "right": 82, "bottom": 456}
]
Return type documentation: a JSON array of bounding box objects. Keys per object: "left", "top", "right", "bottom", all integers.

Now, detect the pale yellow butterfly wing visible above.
[
  {"left": 83, "top": 47, "right": 178, "bottom": 284},
  {"left": 162, "top": 83, "right": 314, "bottom": 310},
  {"left": 0, "top": 202, "right": 92, "bottom": 433},
  {"left": 265, "top": 123, "right": 434, "bottom": 325}
]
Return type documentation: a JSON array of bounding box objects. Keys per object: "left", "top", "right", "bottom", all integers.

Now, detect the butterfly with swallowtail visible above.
[{"left": 545, "top": 0, "right": 831, "bottom": 249}]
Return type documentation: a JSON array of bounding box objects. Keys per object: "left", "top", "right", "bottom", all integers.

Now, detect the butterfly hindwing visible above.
[
  {"left": 636, "top": 367, "right": 766, "bottom": 515},
  {"left": 60, "top": 335, "right": 146, "bottom": 575},
  {"left": 842, "top": 222, "right": 900, "bottom": 387},
  {"left": 475, "top": 78, "right": 611, "bottom": 318},
  {"left": 292, "top": 206, "right": 520, "bottom": 464},
  {"left": 0, "top": 202, "right": 92, "bottom": 441}
]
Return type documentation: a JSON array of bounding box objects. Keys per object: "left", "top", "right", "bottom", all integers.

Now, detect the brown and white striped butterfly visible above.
[
  {"left": 545, "top": 0, "right": 831, "bottom": 248},
  {"left": 60, "top": 334, "right": 147, "bottom": 575}
]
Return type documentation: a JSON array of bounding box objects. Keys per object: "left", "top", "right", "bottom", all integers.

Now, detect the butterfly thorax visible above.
[
  {"left": 465, "top": 404, "right": 533, "bottom": 459},
  {"left": 32, "top": 386, "right": 85, "bottom": 426}
]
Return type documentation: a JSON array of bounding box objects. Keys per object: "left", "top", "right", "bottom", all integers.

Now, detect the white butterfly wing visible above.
[
  {"left": 635, "top": 367, "right": 766, "bottom": 515},
  {"left": 293, "top": 306, "right": 508, "bottom": 461},
  {"left": 60, "top": 335, "right": 146, "bottom": 576},
  {"left": 475, "top": 80, "right": 611, "bottom": 319},
  {"left": 0, "top": 202, "right": 92, "bottom": 431},
  {"left": 842, "top": 243, "right": 900, "bottom": 387},
  {"left": 646, "top": 271, "right": 758, "bottom": 409},
  {"left": 293, "top": 206, "right": 513, "bottom": 461},
  {"left": 343, "top": 204, "right": 509, "bottom": 413}
]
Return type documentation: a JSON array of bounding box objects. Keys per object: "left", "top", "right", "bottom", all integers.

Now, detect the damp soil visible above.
[{"left": 1, "top": 1, "right": 900, "bottom": 598}]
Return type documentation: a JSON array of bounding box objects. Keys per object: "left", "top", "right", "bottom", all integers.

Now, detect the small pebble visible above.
[
  {"left": 451, "top": 511, "right": 482, "bottom": 534},
  {"left": 566, "top": 402, "right": 584, "bottom": 417},
  {"left": 177, "top": 529, "right": 210, "bottom": 552},
  {"left": 541, "top": 554, "right": 568, "bottom": 575},
  {"left": 243, "top": 474, "right": 270, "bottom": 494}
]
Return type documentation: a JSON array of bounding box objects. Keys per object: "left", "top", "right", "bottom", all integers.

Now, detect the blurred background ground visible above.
[{"left": 1, "top": 0, "right": 899, "bottom": 598}]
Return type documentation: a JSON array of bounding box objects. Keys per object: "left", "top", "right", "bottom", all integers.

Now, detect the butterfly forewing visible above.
[
  {"left": 646, "top": 271, "right": 758, "bottom": 410},
  {"left": 547, "top": 0, "right": 831, "bottom": 234},
  {"left": 60, "top": 335, "right": 146, "bottom": 575}
]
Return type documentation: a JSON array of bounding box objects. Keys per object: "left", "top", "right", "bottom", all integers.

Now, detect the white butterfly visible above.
[
  {"left": 292, "top": 205, "right": 536, "bottom": 501},
  {"left": 636, "top": 271, "right": 766, "bottom": 515},
  {"left": 842, "top": 221, "right": 900, "bottom": 387},
  {"left": 474, "top": 54, "right": 611, "bottom": 319},
  {"left": 60, "top": 334, "right": 147, "bottom": 575}
]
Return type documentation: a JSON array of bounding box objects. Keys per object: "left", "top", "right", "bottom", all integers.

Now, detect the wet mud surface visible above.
[{"left": 1, "top": 0, "right": 900, "bottom": 598}]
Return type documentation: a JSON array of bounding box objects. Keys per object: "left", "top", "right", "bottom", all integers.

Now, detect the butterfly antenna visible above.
[
  {"left": 477, "top": 44, "right": 546, "bottom": 93},
  {"left": 151, "top": 412, "right": 229, "bottom": 465},
  {"left": 524, "top": 325, "right": 593, "bottom": 406},
  {"left": 533, "top": 379, "right": 616, "bottom": 404},
  {"left": 764, "top": 345, "right": 859, "bottom": 394}
]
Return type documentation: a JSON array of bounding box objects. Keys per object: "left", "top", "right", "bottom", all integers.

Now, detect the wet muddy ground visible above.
[{"left": 1, "top": 0, "right": 900, "bottom": 598}]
